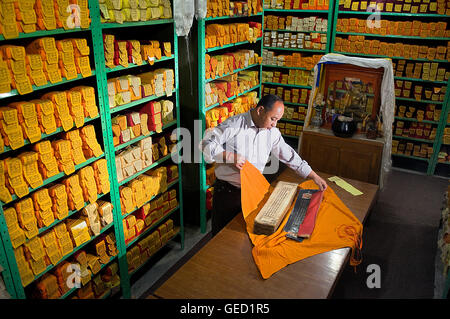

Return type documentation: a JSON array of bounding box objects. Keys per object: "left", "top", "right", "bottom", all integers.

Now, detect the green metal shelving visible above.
[
  {"left": 395, "top": 97, "right": 444, "bottom": 105},
  {"left": 333, "top": 10, "right": 448, "bottom": 18},
  {"left": 87, "top": 0, "right": 133, "bottom": 299},
  {"left": 0, "top": 9, "right": 112, "bottom": 298},
  {"left": 121, "top": 179, "right": 179, "bottom": 220},
  {"left": 264, "top": 9, "right": 329, "bottom": 13},
  {"left": 262, "top": 64, "right": 311, "bottom": 70},
  {"left": 0, "top": 0, "right": 118, "bottom": 299},
  {"left": 261, "top": 3, "right": 336, "bottom": 141},
  {"left": 118, "top": 154, "right": 173, "bottom": 187},
  {"left": 197, "top": 11, "right": 264, "bottom": 233},
  {"left": 284, "top": 102, "right": 308, "bottom": 107},
  {"left": 330, "top": 1, "right": 450, "bottom": 177},
  {"left": 394, "top": 116, "right": 439, "bottom": 125},
  {"left": 196, "top": 5, "right": 338, "bottom": 228},
  {"left": 280, "top": 118, "right": 304, "bottom": 125},
  {"left": 105, "top": 56, "right": 175, "bottom": 73},
  {"left": 205, "top": 63, "right": 261, "bottom": 83},
  {"left": 394, "top": 76, "right": 447, "bottom": 85},
  {"left": 128, "top": 226, "right": 181, "bottom": 277},
  {"left": 114, "top": 120, "right": 177, "bottom": 152},
  {"left": 100, "top": 19, "right": 174, "bottom": 29},
  {"left": 0, "top": 73, "right": 96, "bottom": 99},
  {"left": 89, "top": 0, "right": 184, "bottom": 299},
  {"left": 0, "top": 230, "right": 15, "bottom": 298},
  {"left": 264, "top": 29, "right": 328, "bottom": 34},
  {"left": 31, "top": 222, "right": 115, "bottom": 285},
  {"left": 205, "top": 84, "right": 262, "bottom": 111},
  {"left": 5, "top": 154, "right": 105, "bottom": 204},
  {"left": 391, "top": 153, "right": 430, "bottom": 162},
  {"left": 262, "top": 82, "right": 312, "bottom": 89},
  {"left": 34, "top": 193, "right": 109, "bottom": 238},
  {"left": 125, "top": 205, "right": 179, "bottom": 249},
  {"left": 393, "top": 135, "right": 434, "bottom": 144},
  {"left": 0, "top": 114, "right": 99, "bottom": 155},
  {"left": 0, "top": 27, "right": 91, "bottom": 41},
  {"left": 335, "top": 31, "right": 450, "bottom": 41},
  {"left": 109, "top": 89, "right": 176, "bottom": 114},
  {"left": 428, "top": 78, "right": 450, "bottom": 176},
  {"left": 1, "top": 0, "right": 446, "bottom": 299},
  {"left": 205, "top": 12, "right": 263, "bottom": 21},
  {"left": 331, "top": 50, "right": 449, "bottom": 63},
  {"left": 0, "top": 204, "right": 23, "bottom": 298},
  {"left": 263, "top": 47, "right": 326, "bottom": 53},
  {"left": 0, "top": 0, "right": 183, "bottom": 299},
  {"left": 206, "top": 38, "right": 262, "bottom": 53}
]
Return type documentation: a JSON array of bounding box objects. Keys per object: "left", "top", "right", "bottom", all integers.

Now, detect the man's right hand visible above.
[{"left": 223, "top": 151, "right": 246, "bottom": 170}]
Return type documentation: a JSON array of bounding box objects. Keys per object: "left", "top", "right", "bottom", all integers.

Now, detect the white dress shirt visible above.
[{"left": 200, "top": 110, "right": 312, "bottom": 188}]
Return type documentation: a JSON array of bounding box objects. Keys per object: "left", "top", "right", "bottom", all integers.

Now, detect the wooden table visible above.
[{"left": 152, "top": 169, "right": 379, "bottom": 299}]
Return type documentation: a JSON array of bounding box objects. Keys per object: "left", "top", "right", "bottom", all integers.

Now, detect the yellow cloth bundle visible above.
[{"left": 240, "top": 161, "right": 363, "bottom": 279}]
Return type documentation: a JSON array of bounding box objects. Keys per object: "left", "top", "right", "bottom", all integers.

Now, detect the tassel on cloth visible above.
[{"left": 336, "top": 224, "right": 363, "bottom": 272}]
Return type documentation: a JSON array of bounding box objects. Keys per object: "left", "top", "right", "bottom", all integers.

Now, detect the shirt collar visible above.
[{"left": 246, "top": 110, "right": 257, "bottom": 128}]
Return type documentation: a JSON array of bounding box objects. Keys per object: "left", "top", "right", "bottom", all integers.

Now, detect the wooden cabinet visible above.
[{"left": 300, "top": 129, "right": 384, "bottom": 184}]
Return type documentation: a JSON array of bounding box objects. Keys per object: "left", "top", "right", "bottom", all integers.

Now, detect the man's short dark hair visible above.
[{"left": 256, "top": 94, "right": 283, "bottom": 111}]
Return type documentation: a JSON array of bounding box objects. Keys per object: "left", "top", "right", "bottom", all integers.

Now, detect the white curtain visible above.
[{"left": 174, "top": 0, "right": 207, "bottom": 37}]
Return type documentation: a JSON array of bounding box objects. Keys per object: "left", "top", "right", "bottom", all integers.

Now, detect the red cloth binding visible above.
[{"left": 297, "top": 190, "right": 324, "bottom": 238}]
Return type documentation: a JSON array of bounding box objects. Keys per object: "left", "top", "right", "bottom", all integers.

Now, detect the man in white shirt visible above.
[{"left": 201, "top": 94, "right": 327, "bottom": 236}]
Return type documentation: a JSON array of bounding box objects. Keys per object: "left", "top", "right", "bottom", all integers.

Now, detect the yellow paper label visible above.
[{"left": 328, "top": 176, "right": 363, "bottom": 195}]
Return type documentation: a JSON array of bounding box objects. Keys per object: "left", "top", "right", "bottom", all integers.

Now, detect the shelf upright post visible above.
[
  {"left": 330, "top": 0, "right": 340, "bottom": 52},
  {"left": 428, "top": 78, "right": 450, "bottom": 175},
  {"left": 198, "top": 17, "right": 208, "bottom": 234},
  {"left": 326, "top": 0, "right": 336, "bottom": 53},
  {"left": 0, "top": 197, "right": 26, "bottom": 298},
  {"left": 0, "top": 219, "right": 18, "bottom": 298},
  {"left": 260, "top": 11, "right": 264, "bottom": 97},
  {"left": 87, "top": 0, "right": 131, "bottom": 298},
  {"left": 173, "top": 21, "right": 185, "bottom": 248},
  {"left": 443, "top": 269, "right": 450, "bottom": 298}
]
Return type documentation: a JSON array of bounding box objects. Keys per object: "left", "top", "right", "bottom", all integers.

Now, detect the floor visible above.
[
  {"left": 331, "top": 168, "right": 447, "bottom": 298},
  {"left": 131, "top": 168, "right": 448, "bottom": 299},
  {"left": 131, "top": 220, "right": 212, "bottom": 299}
]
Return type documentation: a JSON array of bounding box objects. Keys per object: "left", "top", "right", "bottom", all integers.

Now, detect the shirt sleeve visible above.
[
  {"left": 199, "top": 119, "right": 240, "bottom": 164},
  {"left": 270, "top": 131, "right": 312, "bottom": 178}
]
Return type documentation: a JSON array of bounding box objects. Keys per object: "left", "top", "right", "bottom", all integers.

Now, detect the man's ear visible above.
[{"left": 256, "top": 105, "right": 265, "bottom": 115}]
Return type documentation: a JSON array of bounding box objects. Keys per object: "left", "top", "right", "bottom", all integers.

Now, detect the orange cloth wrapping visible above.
[{"left": 240, "top": 161, "right": 363, "bottom": 279}]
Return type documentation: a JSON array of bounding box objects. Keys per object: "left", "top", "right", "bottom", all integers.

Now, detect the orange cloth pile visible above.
[{"left": 240, "top": 161, "right": 363, "bottom": 279}]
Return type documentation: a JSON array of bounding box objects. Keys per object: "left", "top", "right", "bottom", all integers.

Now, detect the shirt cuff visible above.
[{"left": 297, "top": 164, "right": 312, "bottom": 179}]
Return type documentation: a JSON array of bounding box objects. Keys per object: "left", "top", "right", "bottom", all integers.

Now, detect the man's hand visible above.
[
  {"left": 308, "top": 170, "right": 328, "bottom": 191},
  {"left": 223, "top": 151, "right": 246, "bottom": 170}
]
